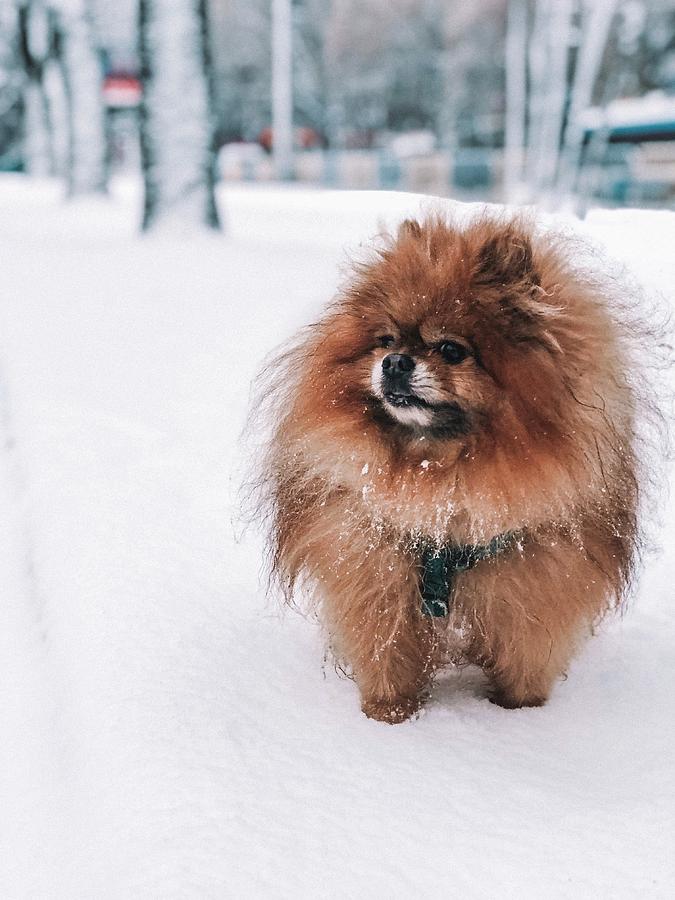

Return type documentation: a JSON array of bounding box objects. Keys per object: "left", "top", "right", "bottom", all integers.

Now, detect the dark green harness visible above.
[{"left": 420, "top": 532, "right": 520, "bottom": 617}]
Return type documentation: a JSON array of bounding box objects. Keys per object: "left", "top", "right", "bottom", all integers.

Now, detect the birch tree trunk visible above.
[
  {"left": 524, "top": 0, "right": 551, "bottom": 198},
  {"left": 556, "top": 0, "right": 619, "bottom": 203},
  {"left": 22, "top": 80, "right": 54, "bottom": 175},
  {"left": 58, "top": 1, "right": 108, "bottom": 195},
  {"left": 531, "top": 0, "right": 573, "bottom": 203},
  {"left": 272, "top": 0, "right": 293, "bottom": 180},
  {"left": 138, "top": 0, "right": 221, "bottom": 231},
  {"left": 42, "top": 58, "right": 69, "bottom": 177},
  {"left": 503, "top": 0, "right": 528, "bottom": 202},
  {"left": 18, "top": 1, "right": 57, "bottom": 176}
]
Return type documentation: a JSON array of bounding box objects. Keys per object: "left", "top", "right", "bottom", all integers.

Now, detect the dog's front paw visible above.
[
  {"left": 361, "top": 695, "right": 422, "bottom": 724},
  {"left": 488, "top": 687, "right": 547, "bottom": 709}
]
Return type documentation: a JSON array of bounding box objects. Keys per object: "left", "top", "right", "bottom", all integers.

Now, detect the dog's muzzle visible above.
[{"left": 381, "top": 353, "right": 422, "bottom": 406}]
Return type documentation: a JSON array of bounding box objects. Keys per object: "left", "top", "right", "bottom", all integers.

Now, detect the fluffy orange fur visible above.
[{"left": 252, "top": 213, "right": 658, "bottom": 723}]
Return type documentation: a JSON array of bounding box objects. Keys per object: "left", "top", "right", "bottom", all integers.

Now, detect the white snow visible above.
[
  {"left": 581, "top": 90, "right": 675, "bottom": 130},
  {"left": 1, "top": 175, "right": 674, "bottom": 898}
]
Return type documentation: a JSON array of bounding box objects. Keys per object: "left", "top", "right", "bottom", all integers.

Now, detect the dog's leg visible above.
[
  {"left": 355, "top": 607, "right": 437, "bottom": 724},
  {"left": 318, "top": 538, "right": 438, "bottom": 724},
  {"left": 456, "top": 538, "right": 613, "bottom": 708}
]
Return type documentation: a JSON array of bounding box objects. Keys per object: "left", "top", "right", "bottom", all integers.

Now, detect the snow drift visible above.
[{"left": 1, "top": 177, "right": 674, "bottom": 898}]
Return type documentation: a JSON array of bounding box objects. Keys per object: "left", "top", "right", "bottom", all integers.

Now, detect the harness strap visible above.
[{"left": 420, "top": 532, "right": 522, "bottom": 617}]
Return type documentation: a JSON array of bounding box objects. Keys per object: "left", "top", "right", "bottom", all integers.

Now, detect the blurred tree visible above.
[
  {"left": 17, "top": 0, "right": 58, "bottom": 175},
  {"left": 14, "top": 0, "right": 107, "bottom": 193},
  {"left": 528, "top": 0, "right": 574, "bottom": 200},
  {"left": 321, "top": 0, "right": 392, "bottom": 143},
  {"left": 556, "top": 0, "right": 620, "bottom": 203},
  {"left": 138, "top": 0, "right": 220, "bottom": 230},
  {"left": 503, "top": 0, "right": 527, "bottom": 196},
  {"left": 384, "top": 1, "right": 444, "bottom": 133},
  {"left": 294, "top": 0, "right": 333, "bottom": 141},
  {"left": 0, "top": 2, "right": 25, "bottom": 171},
  {"left": 210, "top": 0, "right": 448, "bottom": 149},
  {"left": 67, "top": 0, "right": 674, "bottom": 206},
  {"left": 272, "top": 0, "right": 293, "bottom": 177},
  {"left": 55, "top": 0, "right": 108, "bottom": 194},
  {"left": 210, "top": 0, "right": 270, "bottom": 144},
  {"left": 599, "top": 0, "right": 675, "bottom": 98},
  {"left": 326, "top": 0, "right": 445, "bottom": 145},
  {"left": 439, "top": 2, "right": 506, "bottom": 149}
]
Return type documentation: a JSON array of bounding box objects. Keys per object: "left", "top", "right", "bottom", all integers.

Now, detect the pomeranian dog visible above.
[{"left": 253, "top": 213, "right": 655, "bottom": 723}]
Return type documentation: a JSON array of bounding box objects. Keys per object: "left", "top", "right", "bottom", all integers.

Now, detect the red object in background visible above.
[
  {"left": 258, "top": 126, "right": 324, "bottom": 151},
  {"left": 258, "top": 127, "right": 273, "bottom": 151},
  {"left": 103, "top": 75, "right": 142, "bottom": 109}
]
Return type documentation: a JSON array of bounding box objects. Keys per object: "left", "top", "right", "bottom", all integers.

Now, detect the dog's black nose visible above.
[{"left": 382, "top": 353, "right": 415, "bottom": 375}]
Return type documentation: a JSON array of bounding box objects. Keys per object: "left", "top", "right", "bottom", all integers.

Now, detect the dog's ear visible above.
[
  {"left": 476, "top": 224, "right": 539, "bottom": 287},
  {"left": 475, "top": 224, "right": 560, "bottom": 346},
  {"left": 397, "top": 218, "right": 423, "bottom": 241}
]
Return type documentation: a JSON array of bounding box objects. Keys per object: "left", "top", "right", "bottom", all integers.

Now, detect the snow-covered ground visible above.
[{"left": 1, "top": 176, "right": 674, "bottom": 898}]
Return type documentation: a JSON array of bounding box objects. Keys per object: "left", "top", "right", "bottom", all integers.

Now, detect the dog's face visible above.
[
  {"left": 366, "top": 319, "right": 496, "bottom": 438},
  {"left": 308, "top": 217, "right": 567, "bottom": 450}
]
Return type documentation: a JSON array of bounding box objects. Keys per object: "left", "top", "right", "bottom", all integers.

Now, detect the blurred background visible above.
[{"left": 1, "top": 0, "right": 674, "bottom": 225}]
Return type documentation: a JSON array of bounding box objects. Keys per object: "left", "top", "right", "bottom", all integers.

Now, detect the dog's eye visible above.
[
  {"left": 439, "top": 341, "right": 469, "bottom": 364},
  {"left": 377, "top": 334, "right": 395, "bottom": 348}
]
